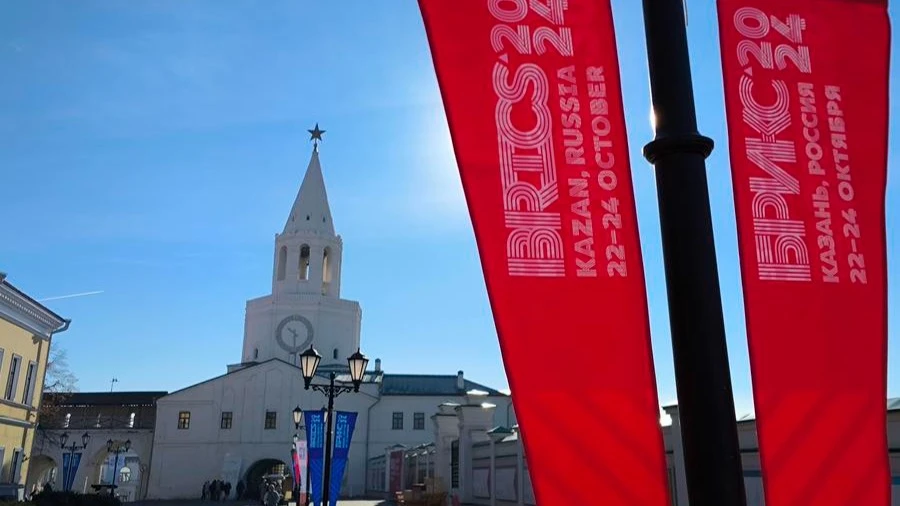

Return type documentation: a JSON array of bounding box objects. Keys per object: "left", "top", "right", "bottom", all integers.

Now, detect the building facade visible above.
[
  {"left": 142, "top": 143, "right": 514, "bottom": 500},
  {"left": 0, "top": 273, "right": 70, "bottom": 500},
  {"left": 29, "top": 391, "right": 166, "bottom": 501},
  {"left": 417, "top": 399, "right": 900, "bottom": 506}
]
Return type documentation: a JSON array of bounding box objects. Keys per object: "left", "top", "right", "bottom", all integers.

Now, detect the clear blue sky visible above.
[{"left": 1, "top": 0, "right": 897, "bottom": 417}]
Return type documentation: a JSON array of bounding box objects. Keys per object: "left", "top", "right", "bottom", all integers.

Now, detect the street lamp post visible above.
[
  {"left": 298, "top": 346, "right": 369, "bottom": 506},
  {"left": 640, "top": 1, "right": 746, "bottom": 505},
  {"left": 105, "top": 439, "right": 131, "bottom": 496},
  {"left": 293, "top": 407, "right": 311, "bottom": 506},
  {"left": 59, "top": 432, "right": 90, "bottom": 492}
]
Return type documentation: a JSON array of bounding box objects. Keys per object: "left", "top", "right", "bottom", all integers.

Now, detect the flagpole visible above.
[{"left": 640, "top": 1, "right": 747, "bottom": 505}]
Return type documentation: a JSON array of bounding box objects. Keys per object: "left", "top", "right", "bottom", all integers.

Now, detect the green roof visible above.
[{"left": 380, "top": 374, "right": 506, "bottom": 396}]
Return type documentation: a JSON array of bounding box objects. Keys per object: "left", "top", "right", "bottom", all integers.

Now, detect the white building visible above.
[{"left": 144, "top": 140, "right": 514, "bottom": 500}]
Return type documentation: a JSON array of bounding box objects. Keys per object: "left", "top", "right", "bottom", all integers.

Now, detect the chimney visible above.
[
  {"left": 374, "top": 358, "right": 382, "bottom": 372},
  {"left": 456, "top": 370, "right": 465, "bottom": 390}
]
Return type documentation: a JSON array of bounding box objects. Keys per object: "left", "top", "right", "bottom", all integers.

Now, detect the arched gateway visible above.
[
  {"left": 24, "top": 455, "right": 56, "bottom": 493},
  {"left": 243, "top": 459, "right": 292, "bottom": 501}
]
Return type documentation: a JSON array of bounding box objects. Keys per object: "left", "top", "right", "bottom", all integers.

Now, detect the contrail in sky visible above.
[{"left": 38, "top": 290, "right": 104, "bottom": 302}]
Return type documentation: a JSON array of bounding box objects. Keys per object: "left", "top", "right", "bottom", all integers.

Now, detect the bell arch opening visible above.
[
  {"left": 299, "top": 245, "right": 310, "bottom": 281},
  {"left": 276, "top": 246, "right": 287, "bottom": 281}
]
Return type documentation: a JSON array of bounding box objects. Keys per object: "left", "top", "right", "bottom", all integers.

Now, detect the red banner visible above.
[
  {"left": 417, "top": 1, "right": 669, "bottom": 505},
  {"left": 717, "top": 1, "right": 891, "bottom": 505}
]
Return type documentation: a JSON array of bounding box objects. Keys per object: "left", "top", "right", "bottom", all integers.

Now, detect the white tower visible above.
[{"left": 240, "top": 126, "right": 362, "bottom": 368}]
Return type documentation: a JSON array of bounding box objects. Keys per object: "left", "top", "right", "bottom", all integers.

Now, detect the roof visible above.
[
  {"left": 282, "top": 146, "right": 334, "bottom": 236},
  {"left": 737, "top": 397, "right": 900, "bottom": 421},
  {"left": 0, "top": 273, "right": 70, "bottom": 339},
  {"left": 161, "top": 359, "right": 506, "bottom": 399},
  {"left": 45, "top": 391, "right": 168, "bottom": 407},
  {"left": 166, "top": 358, "right": 381, "bottom": 398},
  {"left": 333, "top": 372, "right": 383, "bottom": 384},
  {"left": 380, "top": 374, "right": 507, "bottom": 396},
  {"left": 667, "top": 397, "right": 900, "bottom": 423}
]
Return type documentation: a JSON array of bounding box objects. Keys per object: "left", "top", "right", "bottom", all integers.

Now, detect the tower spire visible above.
[{"left": 283, "top": 125, "right": 334, "bottom": 236}]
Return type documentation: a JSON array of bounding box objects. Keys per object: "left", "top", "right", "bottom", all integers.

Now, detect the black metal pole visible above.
[
  {"left": 640, "top": 1, "right": 746, "bottom": 505},
  {"left": 305, "top": 451, "right": 311, "bottom": 506},
  {"left": 109, "top": 449, "right": 120, "bottom": 496},
  {"left": 322, "top": 373, "right": 336, "bottom": 506},
  {"left": 66, "top": 446, "right": 71, "bottom": 492},
  {"left": 63, "top": 445, "right": 75, "bottom": 492},
  {"left": 70, "top": 446, "right": 77, "bottom": 492}
]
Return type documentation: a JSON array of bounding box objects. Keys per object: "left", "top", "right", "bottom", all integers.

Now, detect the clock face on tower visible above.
[{"left": 275, "top": 314, "right": 314, "bottom": 354}]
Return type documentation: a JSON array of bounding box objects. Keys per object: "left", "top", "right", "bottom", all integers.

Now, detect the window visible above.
[
  {"left": 128, "top": 413, "right": 135, "bottom": 428},
  {"left": 413, "top": 412, "right": 425, "bottom": 430},
  {"left": 5, "top": 355, "right": 21, "bottom": 401},
  {"left": 63, "top": 413, "right": 71, "bottom": 429},
  {"left": 392, "top": 412, "right": 403, "bottom": 430},
  {"left": 177, "top": 411, "right": 191, "bottom": 429},
  {"left": 253, "top": 348, "right": 259, "bottom": 359},
  {"left": 265, "top": 411, "right": 277, "bottom": 430},
  {"left": 333, "top": 348, "right": 338, "bottom": 360},
  {"left": 221, "top": 411, "right": 233, "bottom": 429},
  {"left": 450, "top": 440, "right": 459, "bottom": 488},
  {"left": 10, "top": 448, "right": 22, "bottom": 483},
  {"left": 21, "top": 361, "right": 36, "bottom": 406}
]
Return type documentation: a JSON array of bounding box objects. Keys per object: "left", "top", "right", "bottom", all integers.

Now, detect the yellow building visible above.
[{"left": 0, "top": 272, "right": 69, "bottom": 500}]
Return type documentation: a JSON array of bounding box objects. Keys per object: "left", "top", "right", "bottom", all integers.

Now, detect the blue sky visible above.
[{"left": 1, "top": 0, "right": 897, "bottom": 417}]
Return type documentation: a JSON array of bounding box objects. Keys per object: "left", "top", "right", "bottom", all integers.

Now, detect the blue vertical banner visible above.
[
  {"left": 61, "top": 452, "right": 70, "bottom": 490},
  {"left": 304, "top": 411, "right": 326, "bottom": 506},
  {"left": 61, "top": 452, "right": 82, "bottom": 491},
  {"left": 328, "top": 411, "right": 358, "bottom": 506}
]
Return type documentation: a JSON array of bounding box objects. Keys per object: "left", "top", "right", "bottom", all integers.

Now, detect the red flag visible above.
[
  {"left": 417, "top": 1, "right": 669, "bottom": 505},
  {"left": 716, "top": 1, "right": 891, "bottom": 505}
]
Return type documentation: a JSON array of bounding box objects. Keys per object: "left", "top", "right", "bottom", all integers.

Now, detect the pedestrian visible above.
[
  {"left": 202, "top": 480, "right": 209, "bottom": 501},
  {"left": 236, "top": 480, "right": 245, "bottom": 500},
  {"left": 264, "top": 484, "right": 280, "bottom": 506}
]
